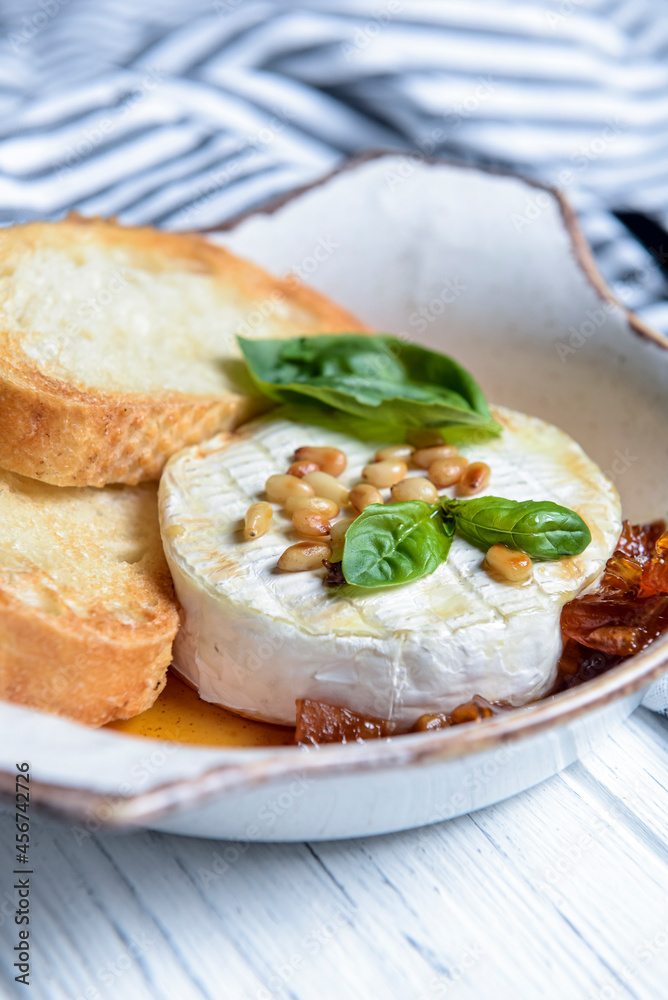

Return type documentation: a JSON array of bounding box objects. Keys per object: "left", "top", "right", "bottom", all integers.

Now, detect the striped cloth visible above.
[
  {"left": 1, "top": 0, "right": 667, "bottom": 711},
  {"left": 1, "top": 0, "right": 668, "bottom": 323}
]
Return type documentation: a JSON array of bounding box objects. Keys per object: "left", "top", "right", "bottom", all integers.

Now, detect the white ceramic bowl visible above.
[{"left": 2, "top": 154, "right": 667, "bottom": 841}]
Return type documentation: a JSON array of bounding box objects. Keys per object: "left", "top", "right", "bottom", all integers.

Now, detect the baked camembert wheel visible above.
[{"left": 159, "top": 407, "right": 621, "bottom": 728}]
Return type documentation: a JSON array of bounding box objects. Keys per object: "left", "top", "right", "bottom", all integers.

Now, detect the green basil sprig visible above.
[
  {"left": 340, "top": 496, "right": 591, "bottom": 589},
  {"left": 442, "top": 497, "right": 592, "bottom": 560},
  {"left": 237, "top": 334, "right": 500, "bottom": 442},
  {"left": 341, "top": 501, "right": 454, "bottom": 589}
]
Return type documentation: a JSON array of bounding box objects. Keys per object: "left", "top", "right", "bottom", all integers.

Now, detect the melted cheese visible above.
[{"left": 159, "top": 407, "right": 621, "bottom": 726}]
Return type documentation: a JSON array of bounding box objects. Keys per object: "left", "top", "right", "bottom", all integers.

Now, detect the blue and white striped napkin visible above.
[{"left": 1, "top": 0, "right": 666, "bottom": 711}]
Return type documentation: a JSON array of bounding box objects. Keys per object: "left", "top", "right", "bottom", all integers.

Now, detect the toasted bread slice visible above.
[
  {"left": 0, "top": 469, "right": 179, "bottom": 726},
  {"left": 0, "top": 215, "right": 367, "bottom": 487}
]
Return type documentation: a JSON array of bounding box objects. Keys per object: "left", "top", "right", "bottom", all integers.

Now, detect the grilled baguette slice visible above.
[
  {"left": 0, "top": 469, "right": 179, "bottom": 726},
  {"left": 0, "top": 215, "right": 366, "bottom": 487}
]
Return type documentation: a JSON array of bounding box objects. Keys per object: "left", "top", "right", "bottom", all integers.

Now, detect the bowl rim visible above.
[
  {"left": 212, "top": 148, "right": 668, "bottom": 352},
  {"left": 4, "top": 150, "right": 668, "bottom": 827}
]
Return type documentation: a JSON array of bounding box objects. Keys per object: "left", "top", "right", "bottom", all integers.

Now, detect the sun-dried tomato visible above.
[
  {"left": 638, "top": 530, "right": 668, "bottom": 598},
  {"left": 553, "top": 639, "right": 621, "bottom": 692},
  {"left": 296, "top": 695, "right": 502, "bottom": 743},
  {"left": 557, "top": 520, "right": 668, "bottom": 685},
  {"left": 295, "top": 699, "right": 396, "bottom": 744},
  {"left": 615, "top": 520, "right": 666, "bottom": 564},
  {"left": 600, "top": 551, "right": 643, "bottom": 592}
]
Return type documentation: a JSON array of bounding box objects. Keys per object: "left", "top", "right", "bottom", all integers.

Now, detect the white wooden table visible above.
[{"left": 2, "top": 707, "right": 668, "bottom": 1000}]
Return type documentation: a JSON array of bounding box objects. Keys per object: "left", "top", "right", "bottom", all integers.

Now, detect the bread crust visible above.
[
  {"left": 0, "top": 215, "right": 368, "bottom": 487},
  {"left": 0, "top": 359, "right": 262, "bottom": 487},
  {"left": 0, "top": 468, "right": 181, "bottom": 726},
  {"left": 0, "top": 588, "right": 178, "bottom": 726}
]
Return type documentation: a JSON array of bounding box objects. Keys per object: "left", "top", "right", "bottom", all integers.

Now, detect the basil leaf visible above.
[
  {"left": 238, "top": 334, "right": 500, "bottom": 439},
  {"left": 268, "top": 402, "right": 411, "bottom": 443},
  {"left": 341, "top": 501, "right": 454, "bottom": 588},
  {"left": 442, "top": 497, "right": 592, "bottom": 560}
]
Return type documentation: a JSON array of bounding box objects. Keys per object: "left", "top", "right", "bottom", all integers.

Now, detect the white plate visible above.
[{"left": 2, "top": 153, "right": 668, "bottom": 841}]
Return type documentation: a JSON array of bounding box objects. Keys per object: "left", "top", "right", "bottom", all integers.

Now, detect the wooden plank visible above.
[
  {"left": 2, "top": 709, "right": 668, "bottom": 1000},
  {"left": 0, "top": 802, "right": 214, "bottom": 999}
]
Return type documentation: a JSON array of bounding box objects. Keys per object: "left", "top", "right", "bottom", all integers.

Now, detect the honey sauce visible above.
[{"left": 107, "top": 672, "right": 294, "bottom": 747}]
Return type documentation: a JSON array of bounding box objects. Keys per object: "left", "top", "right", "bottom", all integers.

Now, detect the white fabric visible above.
[
  {"left": 0, "top": 0, "right": 666, "bottom": 711},
  {"left": 641, "top": 673, "right": 668, "bottom": 714}
]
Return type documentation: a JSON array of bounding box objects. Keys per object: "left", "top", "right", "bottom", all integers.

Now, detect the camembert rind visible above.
[{"left": 159, "top": 408, "right": 622, "bottom": 727}]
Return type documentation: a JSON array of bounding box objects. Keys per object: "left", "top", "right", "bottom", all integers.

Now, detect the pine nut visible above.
[
  {"left": 350, "top": 483, "right": 384, "bottom": 513},
  {"left": 485, "top": 543, "right": 533, "bottom": 583},
  {"left": 265, "top": 473, "right": 314, "bottom": 503},
  {"left": 413, "top": 713, "right": 449, "bottom": 732},
  {"left": 458, "top": 461, "right": 491, "bottom": 496},
  {"left": 428, "top": 457, "right": 468, "bottom": 488},
  {"left": 292, "top": 508, "right": 331, "bottom": 538},
  {"left": 375, "top": 444, "right": 415, "bottom": 462},
  {"left": 330, "top": 518, "right": 356, "bottom": 545},
  {"left": 413, "top": 445, "right": 459, "bottom": 469},
  {"left": 244, "top": 501, "right": 273, "bottom": 540},
  {"left": 287, "top": 460, "right": 320, "bottom": 478},
  {"left": 294, "top": 446, "right": 347, "bottom": 477},
  {"left": 407, "top": 429, "right": 444, "bottom": 448},
  {"left": 302, "top": 471, "right": 349, "bottom": 506},
  {"left": 362, "top": 459, "right": 407, "bottom": 488},
  {"left": 278, "top": 541, "right": 331, "bottom": 572},
  {"left": 284, "top": 495, "right": 339, "bottom": 518},
  {"left": 391, "top": 477, "right": 439, "bottom": 503}
]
